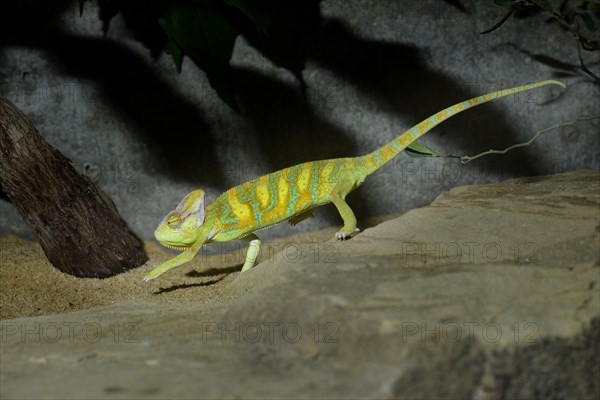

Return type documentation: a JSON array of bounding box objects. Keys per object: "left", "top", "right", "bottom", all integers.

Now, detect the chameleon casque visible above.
[{"left": 144, "top": 80, "right": 565, "bottom": 282}]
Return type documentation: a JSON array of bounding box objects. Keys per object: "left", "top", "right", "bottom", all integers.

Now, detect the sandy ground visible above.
[{"left": 0, "top": 214, "right": 398, "bottom": 320}]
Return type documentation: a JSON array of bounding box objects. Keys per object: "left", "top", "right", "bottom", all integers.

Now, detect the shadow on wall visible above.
[
  {"left": 0, "top": 0, "right": 225, "bottom": 187},
  {"left": 0, "top": 0, "right": 552, "bottom": 216}
]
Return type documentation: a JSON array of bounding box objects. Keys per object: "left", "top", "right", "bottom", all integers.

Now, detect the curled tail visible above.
[{"left": 359, "top": 80, "right": 565, "bottom": 175}]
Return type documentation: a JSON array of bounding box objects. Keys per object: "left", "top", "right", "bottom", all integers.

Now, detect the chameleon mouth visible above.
[{"left": 160, "top": 242, "right": 191, "bottom": 251}]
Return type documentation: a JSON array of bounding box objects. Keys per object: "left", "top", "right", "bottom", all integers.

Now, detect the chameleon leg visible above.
[
  {"left": 331, "top": 176, "right": 360, "bottom": 240},
  {"left": 143, "top": 241, "right": 203, "bottom": 282},
  {"left": 241, "top": 233, "right": 261, "bottom": 272},
  {"left": 288, "top": 209, "right": 315, "bottom": 226}
]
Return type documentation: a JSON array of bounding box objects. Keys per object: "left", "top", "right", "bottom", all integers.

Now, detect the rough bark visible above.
[{"left": 0, "top": 96, "right": 147, "bottom": 278}]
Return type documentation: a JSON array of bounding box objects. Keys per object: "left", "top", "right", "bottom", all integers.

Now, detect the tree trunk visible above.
[{"left": 0, "top": 96, "right": 147, "bottom": 278}]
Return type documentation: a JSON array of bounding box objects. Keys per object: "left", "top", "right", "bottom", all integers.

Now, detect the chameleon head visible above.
[{"left": 155, "top": 190, "right": 206, "bottom": 250}]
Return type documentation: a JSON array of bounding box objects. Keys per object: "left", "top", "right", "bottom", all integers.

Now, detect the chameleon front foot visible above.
[
  {"left": 335, "top": 228, "right": 360, "bottom": 240},
  {"left": 143, "top": 264, "right": 169, "bottom": 282},
  {"left": 142, "top": 243, "right": 201, "bottom": 282}
]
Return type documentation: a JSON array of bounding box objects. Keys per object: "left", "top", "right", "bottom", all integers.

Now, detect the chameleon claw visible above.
[
  {"left": 335, "top": 228, "right": 360, "bottom": 240},
  {"left": 143, "top": 263, "right": 170, "bottom": 282},
  {"left": 143, "top": 272, "right": 158, "bottom": 282}
]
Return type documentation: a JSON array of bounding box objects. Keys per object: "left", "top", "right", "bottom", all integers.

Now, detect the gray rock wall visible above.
[{"left": 1, "top": 0, "right": 598, "bottom": 241}]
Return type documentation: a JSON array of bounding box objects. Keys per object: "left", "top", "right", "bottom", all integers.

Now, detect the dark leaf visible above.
[
  {"left": 406, "top": 142, "right": 449, "bottom": 158},
  {"left": 159, "top": 1, "right": 240, "bottom": 110},
  {"left": 223, "top": 0, "right": 271, "bottom": 32},
  {"left": 165, "top": 39, "right": 184, "bottom": 73},
  {"left": 238, "top": 1, "right": 322, "bottom": 85}
]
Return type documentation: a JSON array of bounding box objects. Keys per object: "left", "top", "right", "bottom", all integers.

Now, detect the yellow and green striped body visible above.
[
  {"left": 207, "top": 158, "right": 363, "bottom": 242},
  {"left": 144, "top": 79, "right": 565, "bottom": 282}
]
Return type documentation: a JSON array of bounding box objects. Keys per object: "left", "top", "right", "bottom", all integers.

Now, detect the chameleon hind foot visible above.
[
  {"left": 241, "top": 234, "right": 261, "bottom": 272},
  {"left": 288, "top": 210, "right": 315, "bottom": 227},
  {"left": 335, "top": 228, "right": 360, "bottom": 240}
]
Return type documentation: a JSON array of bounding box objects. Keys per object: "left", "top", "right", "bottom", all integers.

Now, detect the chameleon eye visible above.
[{"left": 167, "top": 214, "right": 182, "bottom": 227}]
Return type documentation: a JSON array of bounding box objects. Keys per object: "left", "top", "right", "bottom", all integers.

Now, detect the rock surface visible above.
[{"left": 1, "top": 170, "right": 598, "bottom": 399}]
